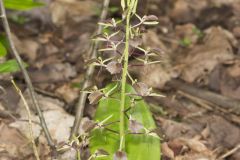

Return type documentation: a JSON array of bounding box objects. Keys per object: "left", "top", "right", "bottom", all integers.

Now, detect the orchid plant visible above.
[{"left": 59, "top": 0, "right": 162, "bottom": 159}]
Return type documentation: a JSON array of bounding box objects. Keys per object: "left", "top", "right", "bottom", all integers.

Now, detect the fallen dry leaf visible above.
[
  {"left": 55, "top": 83, "right": 79, "bottom": 103},
  {"left": 0, "top": 80, "right": 20, "bottom": 111},
  {"left": 50, "top": 0, "right": 98, "bottom": 25},
  {"left": 0, "top": 122, "right": 36, "bottom": 159},
  {"left": 233, "top": 26, "right": 240, "bottom": 38},
  {"left": 12, "top": 34, "right": 39, "bottom": 62},
  {"left": 135, "top": 63, "right": 172, "bottom": 89},
  {"left": 220, "top": 60, "right": 240, "bottom": 100},
  {"left": 11, "top": 109, "right": 74, "bottom": 143},
  {"left": 136, "top": 29, "right": 173, "bottom": 89},
  {"left": 209, "top": 60, "right": 240, "bottom": 100},
  {"left": 170, "top": 0, "right": 192, "bottom": 23},
  {"left": 179, "top": 27, "right": 235, "bottom": 83},
  {"left": 17, "top": 89, "right": 65, "bottom": 115},
  {"left": 162, "top": 142, "right": 175, "bottom": 159},
  {"left": 11, "top": 91, "right": 83, "bottom": 144},
  {"left": 29, "top": 63, "right": 77, "bottom": 84},
  {"left": 160, "top": 118, "right": 197, "bottom": 139},
  {"left": 142, "top": 29, "right": 168, "bottom": 53},
  {"left": 186, "top": 115, "right": 240, "bottom": 154},
  {"left": 170, "top": 0, "right": 207, "bottom": 23},
  {"left": 179, "top": 138, "right": 208, "bottom": 153},
  {"left": 200, "top": 125, "right": 210, "bottom": 139}
]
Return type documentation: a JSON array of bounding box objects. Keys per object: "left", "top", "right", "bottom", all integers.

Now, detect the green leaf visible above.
[
  {"left": 0, "top": 59, "right": 27, "bottom": 73},
  {"left": 0, "top": 34, "right": 9, "bottom": 49},
  {"left": 10, "top": 14, "right": 28, "bottom": 24},
  {"left": 0, "top": 42, "right": 7, "bottom": 57},
  {"left": 90, "top": 83, "right": 161, "bottom": 160},
  {"left": 4, "top": 0, "right": 44, "bottom": 11}
]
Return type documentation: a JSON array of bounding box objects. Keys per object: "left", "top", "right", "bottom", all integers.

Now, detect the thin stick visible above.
[
  {"left": 71, "top": 0, "right": 110, "bottom": 137},
  {"left": 218, "top": 144, "right": 240, "bottom": 159},
  {"left": 179, "top": 90, "right": 240, "bottom": 124},
  {"left": 0, "top": 0, "right": 54, "bottom": 148},
  {"left": 11, "top": 80, "right": 40, "bottom": 160},
  {"left": 168, "top": 79, "right": 240, "bottom": 115}
]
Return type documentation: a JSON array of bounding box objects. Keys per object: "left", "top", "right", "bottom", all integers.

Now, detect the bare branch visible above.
[
  {"left": 168, "top": 79, "right": 240, "bottom": 115},
  {"left": 219, "top": 144, "right": 240, "bottom": 159},
  {"left": 71, "top": 0, "right": 110, "bottom": 137}
]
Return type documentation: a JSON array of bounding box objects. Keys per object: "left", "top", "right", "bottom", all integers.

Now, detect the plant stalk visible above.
[
  {"left": 12, "top": 80, "right": 40, "bottom": 160},
  {"left": 71, "top": 0, "right": 110, "bottom": 138},
  {"left": 119, "top": 6, "right": 131, "bottom": 151}
]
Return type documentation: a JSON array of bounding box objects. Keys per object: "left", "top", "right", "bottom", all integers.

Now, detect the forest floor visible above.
[{"left": 1, "top": 0, "right": 240, "bottom": 159}]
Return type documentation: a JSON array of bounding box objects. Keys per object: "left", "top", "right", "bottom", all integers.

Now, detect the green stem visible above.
[
  {"left": 119, "top": 8, "right": 131, "bottom": 151},
  {"left": 77, "top": 150, "right": 81, "bottom": 160}
]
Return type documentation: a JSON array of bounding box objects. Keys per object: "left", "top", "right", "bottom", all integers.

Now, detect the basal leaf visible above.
[
  {"left": 0, "top": 34, "right": 9, "bottom": 49},
  {"left": 90, "top": 83, "right": 161, "bottom": 160},
  {"left": 0, "top": 59, "right": 27, "bottom": 73},
  {"left": 4, "top": 0, "right": 44, "bottom": 10},
  {"left": 0, "top": 42, "right": 7, "bottom": 57}
]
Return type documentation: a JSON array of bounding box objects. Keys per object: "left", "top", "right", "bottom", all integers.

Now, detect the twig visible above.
[
  {"left": 168, "top": 79, "right": 240, "bottom": 115},
  {"left": 0, "top": 0, "right": 55, "bottom": 148},
  {"left": 71, "top": 0, "right": 110, "bottom": 137},
  {"left": 0, "top": 108, "right": 18, "bottom": 120},
  {"left": 11, "top": 79, "right": 40, "bottom": 160},
  {"left": 177, "top": 91, "right": 214, "bottom": 111},
  {"left": 178, "top": 90, "right": 240, "bottom": 124},
  {"left": 218, "top": 144, "right": 240, "bottom": 159}
]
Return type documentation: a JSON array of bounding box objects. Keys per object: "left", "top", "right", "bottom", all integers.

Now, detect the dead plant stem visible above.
[
  {"left": 71, "top": 0, "right": 110, "bottom": 137},
  {"left": 219, "top": 144, "right": 240, "bottom": 159},
  {"left": 11, "top": 80, "right": 40, "bottom": 160}
]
